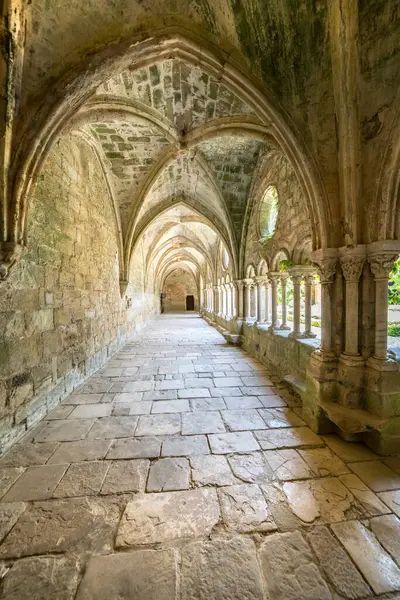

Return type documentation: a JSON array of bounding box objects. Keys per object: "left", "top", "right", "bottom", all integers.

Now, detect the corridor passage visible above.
[{"left": 0, "top": 314, "right": 400, "bottom": 599}]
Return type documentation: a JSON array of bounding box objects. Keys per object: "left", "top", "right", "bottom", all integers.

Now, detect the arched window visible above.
[
  {"left": 222, "top": 247, "right": 230, "bottom": 270},
  {"left": 259, "top": 185, "right": 278, "bottom": 240}
]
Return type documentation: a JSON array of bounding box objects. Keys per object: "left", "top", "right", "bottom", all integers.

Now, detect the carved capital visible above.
[
  {"left": 267, "top": 272, "right": 280, "bottom": 286},
  {"left": 315, "top": 258, "right": 337, "bottom": 284},
  {"left": 243, "top": 278, "right": 255, "bottom": 288},
  {"left": 255, "top": 275, "right": 269, "bottom": 287},
  {"left": 304, "top": 274, "right": 316, "bottom": 286},
  {"left": 0, "top": 243, "right": 25, "bottom": 280},
  {"left": 368, "top": 253, "right": 398, "bottom": 280},
  {"left": 234, "top": 279, "right": 244, "bottom": 290},
  {"left": 340, "top": 256, "right": 365, "bottom": 282}
]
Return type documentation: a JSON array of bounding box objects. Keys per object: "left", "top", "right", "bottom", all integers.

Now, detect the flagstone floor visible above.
[{"left": 0, "top": 313, "right": 400, "bottom": 599}]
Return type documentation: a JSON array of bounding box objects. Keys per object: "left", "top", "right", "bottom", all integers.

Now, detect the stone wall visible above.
[
  {"left": 0, "top": 134, "right": 158, "bottom": 454},
  {"left": 244, "top": 149, "right": 313, "bottom": 272},
  {"left": 163, "top": 269, "right": 198, "bottom": 312}
]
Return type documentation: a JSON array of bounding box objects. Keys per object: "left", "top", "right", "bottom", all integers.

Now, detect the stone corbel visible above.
[
  {"left": 0, "top": 242, "right": 25, "bottom": 281},
  {"left": 119, "top": 279, "right": 129, "bottom": 297}
]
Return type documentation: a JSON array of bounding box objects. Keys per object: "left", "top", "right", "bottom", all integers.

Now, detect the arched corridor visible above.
[
  {"left": 1, "top": 313, "right": 400, "bottom": 599},
  {"left": 0, "top": 0, "right": 400, "bottom": 597}
]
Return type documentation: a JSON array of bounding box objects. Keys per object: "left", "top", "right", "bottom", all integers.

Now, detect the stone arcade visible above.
[{"left": 0, "top": 0, "right": 399, "bottom": 598}]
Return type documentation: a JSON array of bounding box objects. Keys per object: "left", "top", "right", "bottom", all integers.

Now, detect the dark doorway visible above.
[{"left": 186, "top": 295, "right": 195, "bottom": 311}]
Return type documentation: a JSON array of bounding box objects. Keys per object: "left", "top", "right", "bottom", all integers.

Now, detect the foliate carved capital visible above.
[
  {"left": 243, "top": 278, "right": 255, "bottom": 288},
  {"left": 340, "top": 256, "right": 365, "bottom": 282},
  {"left": 304, "top": 274, "right": 316, "bottom": 286},
  {"left": 267, "top": 272, "right": 280, "bottom": 286},
  {"left": 0, "top": 243, "right": 25, "bottom": 281},
  {"left": 315, "top": 258, "right": 337, "bottom": 284},
  {"left": 368, "top": 253, "right": 398, "bottom": 280},
  {"left": 234, "top": 279, "right": 244, "bottom": 291}
]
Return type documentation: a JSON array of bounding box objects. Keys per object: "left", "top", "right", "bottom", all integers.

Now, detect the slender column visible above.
[
  {"left": 368, "top": 249, "right": 398, "bottom": 361},
  {"left": 311, "top": 250, "right": 338, "bottom": 356},
  {"left": 304, "top": 275, "right": 316, "bottom": 337},
  {"left": 280, "top": 273, "right": 291, "bottom": 330},
  {"left": 235, "top": 280, "right": 244, "bottom": 319},
  {"left": 339, "top": 246, "right": 366, "bottom": 356},
  {"left": 268, "top": 273, "right": 280, "bottom": 330},
  {"left": 213, "top": 286, "right": 218, "bottom": 317},
  {"left": 243, "top": 279, "right": 253, "bottom": 321},
  {"left": 265, "top": 278, "right": 270, "bottom": 323},
  {"left": 255, "top": 275, "right": 268, "bottom": 323},
  {"left": 289, "top": 270, "right": 303, "bottom": 338},
  {"left": 225, "top": 284, "right": 231, "bottom": 318},
  {"left": 252, "top": 278, "right": 258, "bottom": 321}
]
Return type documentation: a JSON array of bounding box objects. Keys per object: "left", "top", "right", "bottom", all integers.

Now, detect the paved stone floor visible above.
[{"left": 1, "top": 313, "right": 400, "bottom": 599}]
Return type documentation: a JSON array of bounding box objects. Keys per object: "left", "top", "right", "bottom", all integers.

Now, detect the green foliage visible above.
[
  {"left": 388, "top": 259, "right": 400, "bottom": 305},
  {"left": 388, "top": 323, "right": 400, "bottom": 337},
  {"left": 279, "top": 260, "right": 294, "bottom": 272}
]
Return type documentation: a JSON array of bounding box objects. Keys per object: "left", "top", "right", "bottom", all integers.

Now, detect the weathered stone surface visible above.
[
  {"left": 259, "top": 407, "right": 305, "bottom": 428},
  {"left": 190, "top": 455, "right": 237, "bottom": 486},
  {"left": 48, "top": 405, "right": 74, "bottom": 419},
  {"left": 331, "top": 520, "right": 400, "bottom": 594},
  {"left": 53, "top": 461, "right": 109, "bottom": 497},
  {"left": 147, "top": 457, "right": 190, "bottom": 491},
  {"left": 48, "top": 439, "right": 112, "bottom": 463},
  {"left": 224, "top": 396, "right": 263, "bottom": 409},
  {"left": 259, "top": 395, "right": 287, "bottom": 408},
  {"left": 178, "top": 388, "right": 211, "bottom": 399},
  {"left": 322, "top": 435, "right": 378, "bottom": 462},
  {"left": 378, "top": 490, "right": 400, "bottom": 517},
  {"left": 151, "top": 399, "right": 190, "bottom": 413},
  {"left": 106, "top": 436, "right": 161, "bottom": 459},
  {"left": 35, "top": 419, "right": 96, "bottom": 442},
  {"left": 0, "top": 442, "right": 58, "bottom": 467},
  {"left": 68, "top": 403, "right": 113, "bottom": 419},
  {"left": 135, "top": 414, "right": 181, "bottom": 436},
  {"left": 75, "top": 550, "right": 177, "bottom": 600},
  {"left": 182, "top": 411, "right": 225, "bottom": 435},
  {"left": 254, "top": 427, "right": 322, "bottom": 450},
  {"left": 208, "top": 432, "right": 259, "bottom": 454},
  {"left": 307, "top": 525, "right": 371, "bottom": 599},
  {"left": 282, "top": 478, "right": 355, "bottom": 523},
  {"left": 264, "top": 449, "right": 315, "bottom": 480},
  {"left": 228, "top": 452, "right": 273, "bottom": 483},
  {"left": 0, "top": 497, "right": 120, "bottom": 558},
  {"left": 370, "top": 514, "right": 400, "bottom": 564},
  {"left": 2, "top": 556, "right": 80, "bottom": 600},
  {"left": 0, "top": 502, "right": 26, "bottom": 543},
  {"left": 191, "top": 397, "right": 226, "bottom": 411},
  {"left": 88, "top": 416, "right": 139, "bottom": 439},
  {"left": 180, "top": 537, "right": 264, "bottom": 600},
  {"left": 299, "top": 448, "right": 350, "bottom": 476},
  {"left": 349, "top": 461, "right": 400, "bottom": 492},
  {"left": 101, "top": 460, "right": 149, "bottom": 494},
  {"left": 260, "top": 531, "right": 332, "bottom": 600},
  {"left": 162, "top": 434, "right": 210, "bottom": 456},
  {"left": 221, "top": 409, "right": 267, "bottom": 431},
  {"left": 116, "top": 489, "right": 220, "bottom": 546},
  {"left": 2, "top": 464, "right": 67, "bottom": 502},
  {"left": 219, "top": 483, "right": 276, "bottom": 532},
  {"left": 339, "top": 473, "right": 390, "bottom": 515},
  {"left": 0, "top": 467, "right": 25, "bottom": 498}
]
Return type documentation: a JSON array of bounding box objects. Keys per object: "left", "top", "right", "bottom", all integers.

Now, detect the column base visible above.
[
  {"left": 279, "top": 325, "right": 291, "bottom": 331},
  {"left": 366, "top": 355, "right": 399, "bottom": 372},
  {"left": 289, "top": 331, "right": 304, "bottom": 339},
  {"left": 303, "top": 331, "right": 317, "bottom": 338}
]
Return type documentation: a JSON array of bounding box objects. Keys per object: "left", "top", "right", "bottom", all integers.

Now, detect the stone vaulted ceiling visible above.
[{"left": 71, "top": 56, "right": 272, "bottom": 284}]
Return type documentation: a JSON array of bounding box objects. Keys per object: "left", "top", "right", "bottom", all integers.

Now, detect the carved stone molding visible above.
[
  {"left": 243, "top": 278, "right": 255, "bottom": 288},
  {"left": 368, "top": 253, "right": 398, "bottom": 280},
  {"left": 311, "top": 248, "right": 338, "bottom": 284},
  {"left": 0, "top": 243, "right": 25, "bottom": 281}
]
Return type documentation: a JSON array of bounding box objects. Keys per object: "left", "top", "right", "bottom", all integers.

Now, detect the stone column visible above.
[
  {"left": 213, "top": 286, "right": 218, "bottom": 318},
  {"left": 268, "top": 273, "right": 280, "bottom": 330},
  {"left": 280, "top": 273, "right": 291, "bottom": 330},
  {"left": 255, "top": 275, "right": 268, "bottom": 323},
  {"left": 339, "top": 246, "right": 366, "bottom": 357},
  {"left": 311, "top": 249, "right": 338, "bottom": 357},
  {"left": 303, "top": 268, "right": 317, "bottom": 338},
  {"left": 235, "top": 280, "right": 244, "bottom": 319},
  {"left": 289, "top": 269, "right": 303, "bottom": 338},
  {"left": 367, "top": 244, "right": 399, "bottom": 362},
  {"left": 243, "top": 279, "right": 253, "bottom": 321}
]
